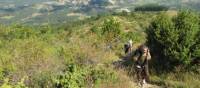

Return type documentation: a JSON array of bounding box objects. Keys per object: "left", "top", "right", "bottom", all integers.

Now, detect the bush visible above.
[
  {"left": 1, "top": 78, "right": 28, "bottom": 88},
  {"left": 54, "top": 64, "right": 118, "bottom": 88},
  {"left": 102, "top": 17, "right": 121, "bottom": 34},
  {"left": 90, "top": 66, "right": 118, "bottom": 87},
  {"left": 147, "top": 11, "right": 200, "bottom": 70},
  {"left": 54, "top": 64, "right": 88, "bottom": 88},
  {"left": 101, "top": 17, "right": 122, "bottom": 43}
]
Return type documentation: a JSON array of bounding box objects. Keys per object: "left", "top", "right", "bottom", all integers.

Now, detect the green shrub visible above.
[
  {"left": 90, "top": 66, "right": 118, "bottom": 87},
  {"left": 54, "top": 64, "right": 89, "bottom": 88},
  {"left": 101, "top": 17, "right": 122, "bottom": 43},
  {"left": 147, "top": 11, "right": 200, "bottom": 70},
  {"left": 29, "top": 72, "right": 55, "bottom": 88},
  {"left": 91, "top": 26, "right": 102, "bottom": 37},
  {"left": 1, "top": 78, "right": 28, "bottom": 88},
  {"left": 192, "top": 30, "right": 200, "bottom": 59},
  {"left": 54, "top": 64, "right": 118, "bottom": 88},
  {"left": 90, "top": 17, "right": 123, "bottom": 51}
]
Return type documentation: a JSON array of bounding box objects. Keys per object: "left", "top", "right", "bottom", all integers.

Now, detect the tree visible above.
[
  {"left": 174, "top": 11, "right": 199, "bottom": 65},
  {"left": 147, "top": 11, "right": 200, "bottom": 70}
]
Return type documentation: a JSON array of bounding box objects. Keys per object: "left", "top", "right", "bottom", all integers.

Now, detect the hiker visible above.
[
  {"left": 124, "top": 40, "right": 133, "bottom": 54},
  {"left": 133, "top": 45, "right": 151, "bottom": 86}
]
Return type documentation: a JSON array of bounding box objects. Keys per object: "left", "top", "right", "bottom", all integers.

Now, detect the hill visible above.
[
  {"left": 0, "top": 11, "right": 152, "bottom": 87},
  {"left": 0, "top": 11, "right": 199, "bottom": 88},
  {"left": 0, "top": 0, "right": 200, "bottom": 25}
]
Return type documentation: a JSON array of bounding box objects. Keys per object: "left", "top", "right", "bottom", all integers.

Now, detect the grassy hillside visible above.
[{"left": 0, "top": 11, "right": 200, "bottom": 88}]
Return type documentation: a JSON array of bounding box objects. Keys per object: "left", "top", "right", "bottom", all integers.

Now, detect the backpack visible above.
[{"left": 124, "top": 44, "right": 130, "bottom": 54}]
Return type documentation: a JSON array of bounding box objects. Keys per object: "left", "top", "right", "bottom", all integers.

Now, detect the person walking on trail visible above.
[
  {"left": 133, "top": 45, "right": 151, "bottom": 87},
  {"left": 124, "top": 40, "right": 133, "bottom": 54}
]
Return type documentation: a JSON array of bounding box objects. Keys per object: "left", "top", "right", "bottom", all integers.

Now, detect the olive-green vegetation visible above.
[
  {"left": 0, "top": 12, "right": 149, "bottom": 88},
  {"left": 147, "top": 11, "right": 200, "bottom": 68},
  {"left": 0, "top": 11, "right": 199, "bottom": 88},
  {"left": 147, "top": 11, "right": 200, "bottom": 87}
]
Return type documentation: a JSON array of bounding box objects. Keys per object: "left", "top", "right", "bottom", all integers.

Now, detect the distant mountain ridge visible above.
[{"left": 0, "top": 0, "right": 199, "bottom": 25}]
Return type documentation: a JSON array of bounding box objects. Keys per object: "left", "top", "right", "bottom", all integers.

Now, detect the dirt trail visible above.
[
  {"left": 130, "top": 82, "right": 161, "bottom": 88},
  {"left": 121, "top": 69, "right": 161, "bottom": 88}
]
